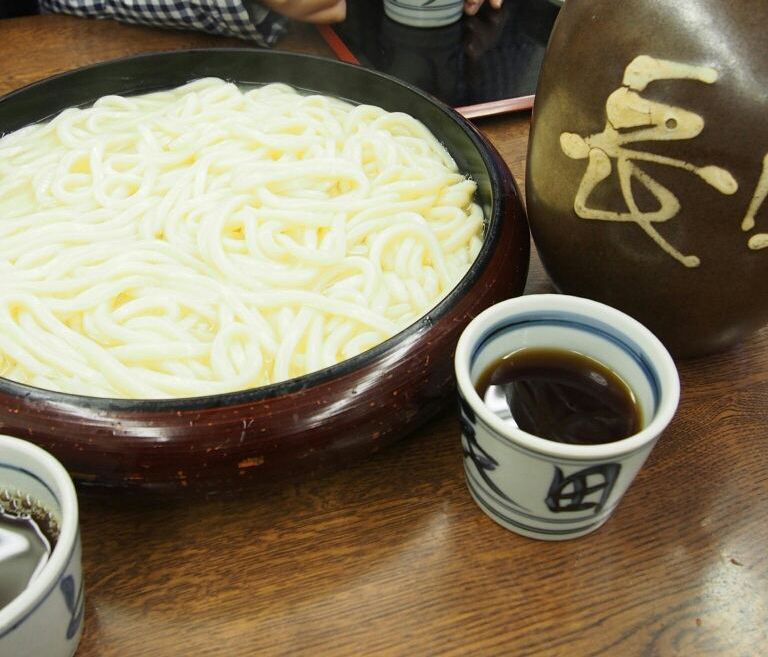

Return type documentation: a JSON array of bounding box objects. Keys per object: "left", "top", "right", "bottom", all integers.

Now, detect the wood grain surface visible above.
[{"left": 1, "top": 15, "right": 767, "bottom": 657}]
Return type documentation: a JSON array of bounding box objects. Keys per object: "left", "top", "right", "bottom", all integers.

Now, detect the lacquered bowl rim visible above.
[{"left": 0, "top": 48, "right": 509, "bottom": 412}]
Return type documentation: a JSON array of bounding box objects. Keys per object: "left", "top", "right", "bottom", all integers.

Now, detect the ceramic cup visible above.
[
  {"left": 383, "top": 0, "right": 464, "bottom": 28},
  {"left": 0, "top": 435, "right": 83, "bottom": 657},
  {"left": 454, "top": 294, "right": 679, "bottom": 540}
]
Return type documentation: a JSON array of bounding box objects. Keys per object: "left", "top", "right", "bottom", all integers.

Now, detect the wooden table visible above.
[{"left": 2, "top": 15, "right": 767, "bottom": 657}]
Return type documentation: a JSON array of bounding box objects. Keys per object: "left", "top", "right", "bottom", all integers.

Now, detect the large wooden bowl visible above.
[{"left": 0, "top": 50, "right": 529, "bottom": 492}]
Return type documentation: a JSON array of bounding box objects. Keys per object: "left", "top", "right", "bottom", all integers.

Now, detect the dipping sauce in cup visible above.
[
  {"left": 454, "top": 294, "right": 680, "bottom": 540},
  {"left": 476, "top": 346, "right": 643, "bottom": 446}
]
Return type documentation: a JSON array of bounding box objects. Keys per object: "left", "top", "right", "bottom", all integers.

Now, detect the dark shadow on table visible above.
[{"left": 0, "top": 0, "right": 39, "bottom": 18}]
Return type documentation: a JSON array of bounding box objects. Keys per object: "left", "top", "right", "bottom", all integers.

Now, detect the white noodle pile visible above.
[{"left": 0, "top": 78, "right": 483, "bottom": 398}]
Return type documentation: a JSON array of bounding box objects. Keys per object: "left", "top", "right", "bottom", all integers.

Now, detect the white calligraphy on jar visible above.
[{"left": 560, "top": 55, "right": 768, "bottom": 267}]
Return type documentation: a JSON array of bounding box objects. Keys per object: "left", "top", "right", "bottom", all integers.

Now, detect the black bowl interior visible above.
[{"left": 0, "top": 49, "right": 506, "bottom": 410}]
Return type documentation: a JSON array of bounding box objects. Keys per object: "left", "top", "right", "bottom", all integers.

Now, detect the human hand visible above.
[
  {"left": 258, "top": 0, "right": 346, "bottom": 23},
  {"left": 464, "top": 0, "right": 511, "bottom": 61},
  {"left": 464, "top": 0, "right": 503, "bottom": 17}
]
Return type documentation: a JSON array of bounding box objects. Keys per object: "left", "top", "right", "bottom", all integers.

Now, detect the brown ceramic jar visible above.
[{"left": 527, "top": 0, "right": 768, "bottom": 357}]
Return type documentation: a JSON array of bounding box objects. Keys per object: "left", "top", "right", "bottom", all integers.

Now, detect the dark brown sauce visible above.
[{"left": 476, "top": 347, "right": 642, "bottom": 445}]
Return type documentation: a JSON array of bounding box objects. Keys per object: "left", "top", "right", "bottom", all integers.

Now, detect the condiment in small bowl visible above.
[{"left": 0, "top": 435, "right": 83, "bottom": 657}]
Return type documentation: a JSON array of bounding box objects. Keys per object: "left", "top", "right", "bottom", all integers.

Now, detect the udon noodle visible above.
[{"left": 0, "top": 78, "right": 484, "bottom": 398}]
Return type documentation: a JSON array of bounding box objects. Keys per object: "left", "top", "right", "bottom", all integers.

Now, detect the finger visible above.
[
  {"left": 490, "top": 0, "right": 503, "bottom": 8},
  {"left": 464, "top": 0, "right": 483, "bottom": 16},
  {"left": 263, "top": 0, "right": 346, "bottom": 22}
]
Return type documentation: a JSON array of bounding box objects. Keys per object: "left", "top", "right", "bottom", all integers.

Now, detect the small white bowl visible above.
[
  {"left": 454, "top": 294, "right": 680, "bottom": 540},
  {"left": 384, "top": 0, "right": 464, "bottom": 28},
  {"left": 0, "top": 435, "right": 83, "bottom": 657}
]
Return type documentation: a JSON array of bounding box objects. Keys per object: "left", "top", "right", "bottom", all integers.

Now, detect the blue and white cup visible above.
[
  {"left": 384, "top": 0, "right": 464, "bottom": 28},
  {"left": 454, "top": 294, "right": 680, "bottom": 540},
  {"left": 0, "top": 435, "right": 83, "bottom": 657}
]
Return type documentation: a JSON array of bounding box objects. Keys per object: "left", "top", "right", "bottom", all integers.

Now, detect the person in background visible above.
[{"left": 36, "top": 0, "right": 502, "bottom": 47}]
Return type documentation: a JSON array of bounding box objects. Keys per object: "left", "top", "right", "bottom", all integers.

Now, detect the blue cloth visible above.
[{"left": 40, "top": 0, "right": 287, "bottom": 46}]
